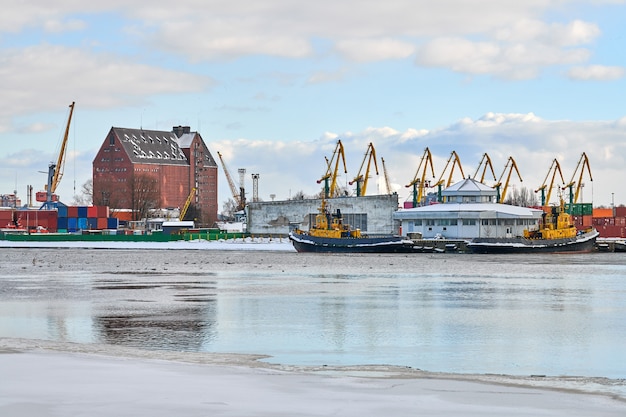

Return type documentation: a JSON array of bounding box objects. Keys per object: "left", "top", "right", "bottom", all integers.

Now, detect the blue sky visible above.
[{"left": 1, "top": 1, "right": 625, "bottom": 209}]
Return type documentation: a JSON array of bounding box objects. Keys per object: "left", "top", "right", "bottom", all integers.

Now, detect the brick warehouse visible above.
[{"left": 92, "top": 125, "right": 218, "bottom": 226}]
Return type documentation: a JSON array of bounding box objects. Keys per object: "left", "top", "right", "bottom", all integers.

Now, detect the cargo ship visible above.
[
  {"left": 288, "top": 200, "right": 414, "bottom": 253},
  {"left": 467, "top": 199, "right": 599, "bottom": 254}
]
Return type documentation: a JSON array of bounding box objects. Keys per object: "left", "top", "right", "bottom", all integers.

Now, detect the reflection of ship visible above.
[
  {"left": 468, "top": 199, "right": 598, "bottom": 254},
  {"left": 289, "top": 199, "right": 414, "bottom": 253}
]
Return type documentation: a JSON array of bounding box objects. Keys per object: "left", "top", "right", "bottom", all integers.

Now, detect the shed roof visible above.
[
  {"left": 442, "top": 177, "right": 497, "bottom": 197},
  {"left": 394, "top": 203, "right": 543, "bottom": 219}
]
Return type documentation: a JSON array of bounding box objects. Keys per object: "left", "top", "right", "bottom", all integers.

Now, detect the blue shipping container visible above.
[
  {"left": 57, "top": 205, "right": 68, "bottom": 218},
  {"left": 77, "top": 218, "right": 88, "bottom": 230},
  {"left": 107, "top": 217, "right": 119, "bottom": 229},
  {"left": 88, "top": 218, "right": 98, "bottom": 229},
  {"left": 57, "top": 217, "right": 68, "bottom": 229},
  {"left": 77, "top": 206, "right": 88, "bottom": 218}
]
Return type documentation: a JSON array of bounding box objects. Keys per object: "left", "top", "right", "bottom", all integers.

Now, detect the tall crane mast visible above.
[
  {"left": 564, "top": 152, "right": 592, "bottom": 206},
  {"left": 39, "top": 101, "right": 75, "bottom": 209},
  {"left": 349, "top": 142, "right": 379, "bottom": 197},
  {"left": 494, "top": 156, "right": 522, "bottom": 203},
  {"left": 217, "top": 151, "right": 245, "bottom": 211},
  {"left": 535, "top": 158, "right": 565, "bottom": 206},
  {"left": 405, "top": 147, "right": 435, "bottom": 207},
  {"left": 179, "top": 187, "right": 197, "bottom": 221},
  {"left": 433, "top": 150, "right": 465, "bottom": 202},
  {"left": 317, "top": 140, "right": 347, "bottom": 199}
]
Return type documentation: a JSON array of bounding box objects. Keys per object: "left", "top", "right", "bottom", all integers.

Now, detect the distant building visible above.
[
  {"left": 394, "top": 178, "right": 543, "bottom": 239},
  {"left": 92, "top": 125, "right": 218, "bottom": 226}
]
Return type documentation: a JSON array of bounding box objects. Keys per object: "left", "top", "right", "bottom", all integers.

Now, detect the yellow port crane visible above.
[
  {"left": 317, "top": 140, "right": 347, "bottom": 199},
  {"left": 535, "top": 158, "right": 565, "bottom": 206},
  {"left": 405, "top": 147, "right": 435, "bottom": 207},
  {"left": 217, "top": 151, "right": 245, "bottom": 211},
  {"left": 433, "top": 150, "right": 465, "bottom": 202},
  {"left": 472, "top": 153, "right": 497, "bottom": 184},
  {"left": 381, "top": 157, "right": 392, "bottom": 195},
  {"left": 38, "top": 101, "right": 75, "bottom": 208},
  {"left": 179, "top": 187, "right": 197, "bottom": 221},
  {"left": 349, "top": 142, "right": 379, "bottom": 197},
  {"left": 564, "top": 152, "right": 592, "bottom": 206},
  {"left": 494, "top": 156, "right": 522, "bottom": 203}
]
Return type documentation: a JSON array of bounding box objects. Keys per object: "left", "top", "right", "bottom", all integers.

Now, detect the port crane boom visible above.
[
  {"left": 217, "top": 151, "right": 245, "bottom": 211},
  {"left": 349, "top": 142, "right": 379, "bottom": 197},
  {"left": 317, "top": 140, "right": 347, "bottom": 199},
  {"left": 381, "top": 157, "right": 392, "bottom": 195},
  {"left": 433, "top": 150, "right": 465, "bottom": 202},
  {"left": 494, "top": 156, "right": 522, "bottom": 203},
  {"left": 472, "top": 153, "right": 497, "bottom": 184},
  {"left": 405, "top": 147, "right": 435, "bottom": 207},
  {"left": 535, "top": 159, "right": 565, "bottom": 206},
  {"left": 179, "top": 187, "right": 197, "bottom": 221},
  {"left": 39, "top": 102, "right": 75, "bottom": 208},
  {"left": 564, "top": 152, "right": 592, "bottom": 205}
]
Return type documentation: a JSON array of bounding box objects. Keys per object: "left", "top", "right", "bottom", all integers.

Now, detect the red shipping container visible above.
[
  {"left": 598, "top": 225, "right": 626, "bottom": 238},
  {"left": 616, "top": 206, "right": 626, "bottom": 217},
  {"left": 96, "top": 206, "right": 109, "bottom": 218},
  {"left": 97, "top": 218, "right": 108, "bottom": 229},
  {"left": 87, "top": 206, "right": 98, "bottom": 218},
  {"left": 68, "top": 206, "right": 78, "bottom": 217}
]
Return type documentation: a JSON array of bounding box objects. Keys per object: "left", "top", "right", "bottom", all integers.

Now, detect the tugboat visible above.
[
  {"left": 467, "top": 198, "right": 598, "bottom": 254},
  {"left": 288, "top": 199, "right": 414, "bottom": 253}
]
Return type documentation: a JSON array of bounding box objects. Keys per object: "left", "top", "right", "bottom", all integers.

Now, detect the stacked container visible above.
[{"left": 56, "top": 204, "right": 118, "bottom": 233}]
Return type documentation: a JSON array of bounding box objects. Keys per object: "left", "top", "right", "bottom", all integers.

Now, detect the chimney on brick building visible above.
[{"left": 172, "top": 125, "right": 191, "bottom": 137}]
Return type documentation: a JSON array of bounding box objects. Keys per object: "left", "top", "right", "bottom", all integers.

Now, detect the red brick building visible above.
[{"left": 92, "top": 126, "right": 218, "bottom": 226}]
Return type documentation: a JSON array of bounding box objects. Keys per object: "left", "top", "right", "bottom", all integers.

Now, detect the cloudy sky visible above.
[{"left": 1, "top": 0, "right": 625, "bottom": 209}]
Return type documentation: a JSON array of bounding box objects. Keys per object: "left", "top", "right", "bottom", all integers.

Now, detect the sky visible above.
[{"left": 1, "top": 0, "right": 626, "bottom": 210}]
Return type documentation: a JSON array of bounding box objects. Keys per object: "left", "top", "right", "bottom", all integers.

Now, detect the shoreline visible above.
[{"left": 2, "top": 337, "right": 626, "bottom": 416}]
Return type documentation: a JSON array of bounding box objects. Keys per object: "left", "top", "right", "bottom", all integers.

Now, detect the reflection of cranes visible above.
[
  {"left": 494, "top": 156, "right": 522, "bottom": 203},
  {"left": 38, "top": 102, "right": 75, "bottom": 208},
  {"left": 472, "top": 153, "right": 497, "bottom": 184},
  {"left": 381, "top": 157, "right": 392, "bottom": 195},
  {"left": 349, "top": 142, "right": 379, "bottom": 197},
  {"left": 179, "top": 187, "right": 196, "bottom": 221},
  {"left": 217, "top": 151, "right": 245, "bottom": 211},
  {"left": 405, "top": 147, "right": 435, "bottom": 207},
  {"left": 317, "top": 140, "right": 347, "bottom": 199},
  {"left": 564, "top": 152, "right": 592, "bottom": 205},
  {"left": 433, "top": 151, "right": 465, "bottom": 202},
  {"left": 535, "top": 159, "right": 565, "bottom": 206}
]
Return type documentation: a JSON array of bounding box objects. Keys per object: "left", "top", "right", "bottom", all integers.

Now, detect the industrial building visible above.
[
  {"left": 246, "top": 194, "right": 402, "bottom": 236},
  {"left": 92, "top": 125, "right": 219, "bottom": 226}
]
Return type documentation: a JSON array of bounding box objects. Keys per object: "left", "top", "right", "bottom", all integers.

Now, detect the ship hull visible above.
[
  {"left": 288, "top": 232, "right": 415, "bottom": 253},
  {"left": 467, "top": 229, "right": 599, "bottom": 254}
]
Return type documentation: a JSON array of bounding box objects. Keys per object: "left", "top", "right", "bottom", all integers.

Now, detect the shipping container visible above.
[
  {"left": 97, "top": 218, "right": 108, "bottom": 229},
  {"left": 97, "top": 206, "right": 109, "bottom": 218},
  {"left": 57, "top": 204, "right": 68, "bottom": 218},
  {"left": 0, "top": 209, "right": 13, "bottom": 221},
  {"left": 57, "top": 228, "right": 68, "bottom": 234},
  {"left": 87, "top": 206, "right": 98, "bottom": 218},
  {"left": 57, "top": 217, "right": 68, "bottom": 229},
  {"left": 88, "top": 218, "right": 98, "bottom": 229},
  {"left": 78, "top": 217, "right": 88, "bottom": 230},
  {"left": 107, "top": 217, "right": 119, "bottom": 229},
  {"left": 616, "top": 206, "right": 626, "bottom": 217},
  {"left": 77, "top": 206, "right": 88, "bottom": 218},
  {"left": 403, "top": 202, "right": 414, "bottom": 209},
  {"left": 593, "top": 208, "right": 613, "bottom": 218},
  {"left": 68, "top": 218, "right": 77, "bottom": 230},
  {"left": 68, "top": 206, "right": 78, "bottom": 217},
  {"left": 597, "top": 225, "right": 626, "bottom": 238}
]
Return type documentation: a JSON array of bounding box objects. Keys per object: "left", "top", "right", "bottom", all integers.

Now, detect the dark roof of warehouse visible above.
[{"left": 111, "top": 127, "right": 190, "bottom": 165}]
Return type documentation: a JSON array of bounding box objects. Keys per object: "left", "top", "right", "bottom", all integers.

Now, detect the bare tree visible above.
[
  {"left": 130, "top": 173, "right": 160, "bottom": 221},
  {"left": 504, "top": 187, "right": 539, "bottom": 207},
  {"left": 72, "top": 179, "right": 93, "bottom": 205},
  {"left": 221, "top": 198, "right": 238, "bottom": 220}
]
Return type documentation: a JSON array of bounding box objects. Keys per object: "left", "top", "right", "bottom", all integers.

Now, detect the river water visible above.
[{"left": 1, "top": 248, "right": 625, "bottom": 381}]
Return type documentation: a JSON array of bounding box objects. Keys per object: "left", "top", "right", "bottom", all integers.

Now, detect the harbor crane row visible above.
[
  {"left": 564, "top": 152, "right": 593, "bottom": 206},
  {"left": 494, "top": 156, "right": 523, "bottom": 204},
  {"left": 349, "top": 142, "right": 379, "bottom": 197},
  {"left": 406, "top": 147, "right": 435, "bottom": 207},
  {"left": 317, "top": 140, "right": 347, "bottom": 199},
  {"left": 433, "top": 151, "right": 465, "bottom": 203},
  {"left": 535, "top": 159, "right": 565, "bottom": 206}
]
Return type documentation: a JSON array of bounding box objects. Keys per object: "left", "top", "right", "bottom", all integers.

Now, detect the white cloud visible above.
[
  {"left": 568, "top": 65, "right": 625, "bottom": 80},
  {"left": 335, "top": 38, "right": 415, "bottom": 62}
]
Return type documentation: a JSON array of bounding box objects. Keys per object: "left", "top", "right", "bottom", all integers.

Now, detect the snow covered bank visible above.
[
  {"left": 1, "top": 339, "right": 625, "bottom": 417},
  {"left": 0, "top": 236, "right": 296, "bottom": 251}
]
